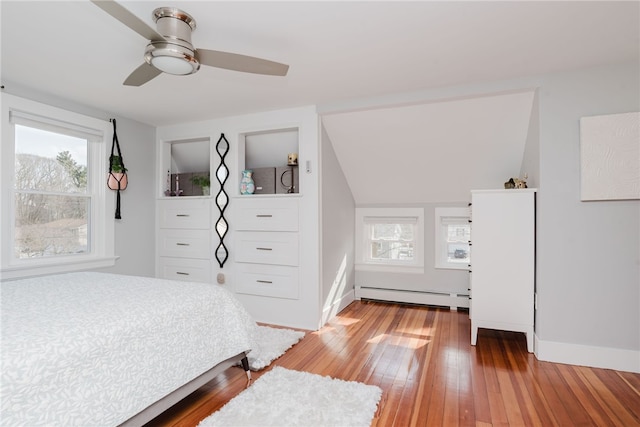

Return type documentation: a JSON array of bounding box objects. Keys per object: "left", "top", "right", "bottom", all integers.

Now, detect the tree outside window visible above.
[{"left": 14, "top": 125, "right": 90, "bottom": 259}]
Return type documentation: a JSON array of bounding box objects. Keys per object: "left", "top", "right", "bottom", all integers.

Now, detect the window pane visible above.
[
  {"left": 15, "top": 125, "right": 88, "bottom": 192},
  {"left": 370, "top": 241, "right": 414, "bottom": 261},
  {"left": 14, "top": 194, "right": 89, "bottom": 258},
  {"left": 447, "top": 224, "right": 470, "bottom": 243},
  {"left": 447, "top": 243, "right": 470, "bottom": 263},
  {"left": 371, "top": 223, "right": 414, "bottom": 241},
  {"left": 445, "top": 223, "right": 470, "bottom": 263}
]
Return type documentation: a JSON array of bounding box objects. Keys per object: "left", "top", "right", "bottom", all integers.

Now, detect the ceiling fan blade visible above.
[
  {"left": 196, "top": 49, "right": 289, "bottom": 76},
  {"left": 91, "top": 0, "right": 165, "bottom": 42},
  {"left": 123, "top": 63, "right": 162, "bottom": 86}
]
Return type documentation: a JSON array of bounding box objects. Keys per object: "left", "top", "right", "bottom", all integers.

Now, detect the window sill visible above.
[
  {"left": 435, "top": 262, "right": 471, "bottom": 271},
  {"left": 1, "top": 256, "right": 118, "bottom": 281}
]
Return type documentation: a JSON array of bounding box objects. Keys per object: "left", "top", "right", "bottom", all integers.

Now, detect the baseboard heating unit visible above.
[{"left": 355, "top": 286, "right": 469, "bottom": 311}]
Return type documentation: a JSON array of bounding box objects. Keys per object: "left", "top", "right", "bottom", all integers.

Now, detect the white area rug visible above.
[
  {"left": 246, "top": 325, "right": 305, "bottom": 371},
  {"left": 199, "top": 367, "right": 382, "bottom": 427}
]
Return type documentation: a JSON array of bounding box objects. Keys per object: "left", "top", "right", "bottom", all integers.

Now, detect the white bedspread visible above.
[{"left": 1, "top": 272, "right": 254, "bottom": 426}]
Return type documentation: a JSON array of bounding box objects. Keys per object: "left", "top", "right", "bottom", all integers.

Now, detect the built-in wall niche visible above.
[
  {"left": 239, "top": 127, "right": 300, "bottom": 195},
  {"left": 162, "top": 137, "right": 211, "bottom": 197}
]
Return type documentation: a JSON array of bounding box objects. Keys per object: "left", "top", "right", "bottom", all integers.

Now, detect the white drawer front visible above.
[
  {"left": 158, "top": 257, "right": 211, "bottom": 283},
  {"left": 158, "top": 229, "right": 211, "bottom": 259},
  {"left": 234, "top": 198, "right": 298, "bottom": 231},
  {"left": 235, "top": 231, "right": 298, "bottom": 266},
  {"left": 236, "top": 264, "right": 298, "bottom": 300},
  {"left": 159, "top": 199, "right": 210, "bottom": 229}
]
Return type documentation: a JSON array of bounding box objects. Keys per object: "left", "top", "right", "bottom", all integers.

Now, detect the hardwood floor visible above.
[{"left": 148, "top": 301, "right": 640, "bottom": 426}]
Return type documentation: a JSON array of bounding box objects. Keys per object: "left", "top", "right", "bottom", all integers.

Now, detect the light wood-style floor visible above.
[{"left": 148, "top": 301, "right": 640, "bottom": 426}]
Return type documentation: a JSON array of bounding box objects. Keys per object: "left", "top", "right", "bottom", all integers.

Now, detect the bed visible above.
[{"left": 1, "top": 272, "right": 254, "bottom": 426}]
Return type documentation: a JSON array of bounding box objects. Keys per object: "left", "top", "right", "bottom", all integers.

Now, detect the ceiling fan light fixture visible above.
[
  {"left": 91, "top": 1, "right": 290, "bottom": 86},
  {"left": 144, "top": 42, "right": 200, "bottom": 75}
]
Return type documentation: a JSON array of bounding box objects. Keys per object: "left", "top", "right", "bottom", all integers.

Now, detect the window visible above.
[
  {"left": 435, "top": 207, "right": 470, "bottom": 270},
  {"left": 356, "top": 208, "right": 424, "bottom": 273},
  {"left": 1, "top": 94, "right": 115, "bottom": 279}
]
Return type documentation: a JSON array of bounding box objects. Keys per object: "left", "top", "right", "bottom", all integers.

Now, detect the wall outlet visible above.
[{"left": 216, "top": 273, "right": 225, "bottom": 284}]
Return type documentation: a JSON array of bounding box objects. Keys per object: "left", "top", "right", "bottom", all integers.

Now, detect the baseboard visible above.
[
  {"left": 321, "top": 289, "right": 355, "bottom": 325},
  {"left": 535, "top": 334, "right": 640, "bottom": 373},
  {"left": 355, "top": 286, "right": 469, "bottom": 310}
]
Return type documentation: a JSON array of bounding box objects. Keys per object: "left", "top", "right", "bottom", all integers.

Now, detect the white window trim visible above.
[
  {"left": 355, "top": 207, "right": 424, "bottom": 274},
  {"left": 1, "top": 93, "right": 116, "bottom": 280},
  {"left": 434, "top": 207, "right": 470, "bottom": 270}
]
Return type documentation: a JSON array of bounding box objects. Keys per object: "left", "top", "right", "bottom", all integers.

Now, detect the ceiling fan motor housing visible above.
[{"left": 144, "top": 7, "right": 200, "bottom": 75}]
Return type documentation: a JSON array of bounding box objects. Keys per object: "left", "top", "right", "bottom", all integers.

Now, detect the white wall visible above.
[
  {"left": 320, "top": 124, "right": 356, "bottom": 323},
  {"left": 98, "top": 117, "right": 156, "bottom": 277},
  {"left": 534, "top": 61, "right": 640, "bottom": 372}
]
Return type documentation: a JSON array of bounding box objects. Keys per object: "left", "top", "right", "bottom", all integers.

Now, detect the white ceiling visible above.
[{"left": 2, "top": 1, "right": 638, "bottom": 127}]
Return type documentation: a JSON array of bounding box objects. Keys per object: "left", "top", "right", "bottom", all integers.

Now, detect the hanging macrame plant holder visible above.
[{"left": 107, "top": 119, "right": 128, "bottom": 219}]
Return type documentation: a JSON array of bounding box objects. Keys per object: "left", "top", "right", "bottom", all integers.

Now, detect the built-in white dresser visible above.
[
  {"left": 156, "top": 198, "right": 212, "bottom": 283},
  {"left": 233, "top": 197, "right": 299, "bottom": 300}
]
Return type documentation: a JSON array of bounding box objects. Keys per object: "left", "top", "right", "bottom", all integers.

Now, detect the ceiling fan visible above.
[{"left": 90, "top": 0, "right": 289, "bottom": 86}]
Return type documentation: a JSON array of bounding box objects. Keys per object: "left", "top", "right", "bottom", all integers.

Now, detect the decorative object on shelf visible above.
[
  {"left": 215, "top": 134, "right": 230, "bottom": 268},
  {"left": 164, "top": 170, "right": 172, "bottom": 196},
  {"left": 107, "top": 119, "right": 128, "bottom": 219},
  {"left": 190, "top": 174, "right": 211, "bottom": 196},
  {"left": 504, "top": 178, "right": 515, "bottom": 189},
  {"left": 287, "top": 153, "right": 298, "bottom": 166},
  {"left": 279, "top": 165, "right": 298, "bottom": 194},
  {"left": 504, "top": 174, "right": 528, "bottom": 189},
  {"left": 174, "top": 174, "right": 183, "bottom": 196},
  {"left": 251, "top": 167, "right": 276, "bottom": 194},
  {"left": 240, "top": 170, "right": 255, "bottom": 195}
]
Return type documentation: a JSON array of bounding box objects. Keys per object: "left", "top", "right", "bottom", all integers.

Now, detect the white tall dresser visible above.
[{"left": 470, "top": 188, "right": 536, "bottom": 352}]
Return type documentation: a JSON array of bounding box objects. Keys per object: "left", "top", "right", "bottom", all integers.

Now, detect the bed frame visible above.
[{"left": 119, "top": 352, "right": 251, "bottom": 426}]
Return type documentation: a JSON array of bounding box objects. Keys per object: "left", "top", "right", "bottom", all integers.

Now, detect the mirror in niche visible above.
[{"left": 167, "top": 138, "right": 210, "bottom": 196}]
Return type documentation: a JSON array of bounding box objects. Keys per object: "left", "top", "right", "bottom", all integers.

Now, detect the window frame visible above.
[
  {"left": 434, "top": 207, "right": 471, "bottom": 270},
  {"left": 355, "top": 207, "right": 424, "bottom": 274},
  {"left": 1, "top": 94, "right": 116, "bottom": 280}
]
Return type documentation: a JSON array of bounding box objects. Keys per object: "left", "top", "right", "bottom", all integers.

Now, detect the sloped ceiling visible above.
[{"left": 322, "top": 91, "right": 535, "bottom": 204}]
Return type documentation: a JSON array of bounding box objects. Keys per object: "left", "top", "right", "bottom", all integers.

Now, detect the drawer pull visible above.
[
  {"left": 256, "top": 247, "right": 273, "bottom": 251},
  {"left": 176, "top": 272, "right": 190, "bottom": 275},
  {"left": 176, "top": 243, "right": 190, "bottom": 246},
  {"left": 176, "top": 214, "right": 190, "bottom": 217},
  {"left": 257, "top": 280, "right": 273, "bottom": 284},
  {"left": 256, "top": 214, "right": 273, "bottom": 218}
]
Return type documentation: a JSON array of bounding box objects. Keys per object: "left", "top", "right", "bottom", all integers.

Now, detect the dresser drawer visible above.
[
  {"left": 234, "top": 198, "right": 298, "bottom": 232},
  {"left": 158, "top": 229, "right": 211, "bottom": 259},
  {"left": 158, "top": 257, "right": 211, "bottom": 283},
  {"left": 235, "top": 231, "right": 298, "bottom": 266},
  {"left": 159, "top": 199, "right": 210, "bottom": 229},
  {"left": 236, "top": 264, "right": 299, "bottom": 300}
]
